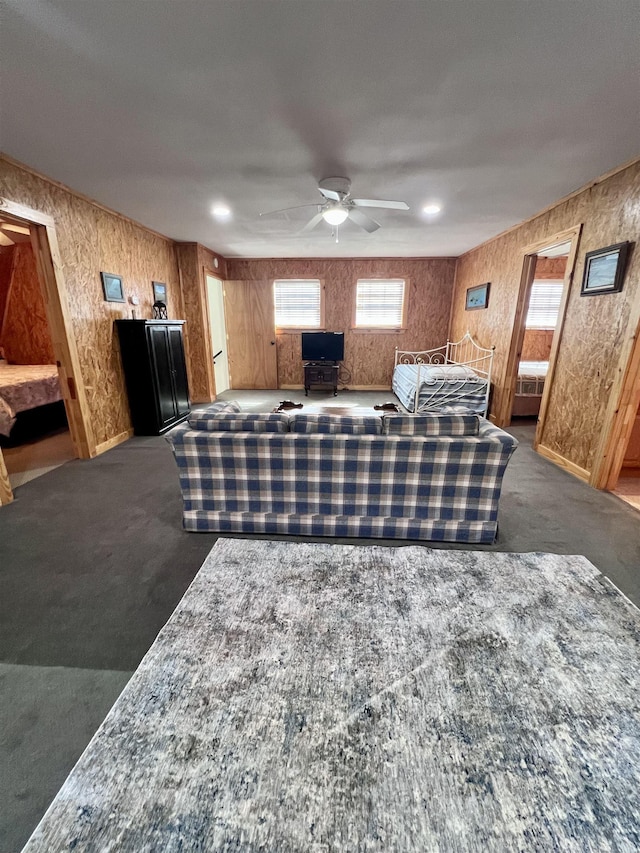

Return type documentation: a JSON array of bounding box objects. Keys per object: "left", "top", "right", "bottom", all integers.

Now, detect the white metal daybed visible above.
[{"left": 393, "top": 332, "right": 494, "bottom": 417}]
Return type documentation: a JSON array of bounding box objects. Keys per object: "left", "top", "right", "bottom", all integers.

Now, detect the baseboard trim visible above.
[
  {"left": 94, "top": 429, "right": 133, "bottom": 456},
  {"left": 537, "top": 444, "right": 590, "bottom": 483},
  {"left": 345, "top": 385, "right": 391, "bottom": 392},
  {"left": 280, "top": 384, "right": 392, "bottom": 393}
]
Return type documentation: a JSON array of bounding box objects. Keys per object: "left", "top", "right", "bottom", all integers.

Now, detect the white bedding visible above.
[{"left": 518, "top": 361, "right": 548, "bottom": 378}]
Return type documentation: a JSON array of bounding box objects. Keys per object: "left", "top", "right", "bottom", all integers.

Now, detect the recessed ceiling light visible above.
[
  {"left": 422, "top": 203, "right": 442, "bottom": 216},
  {"left": 211, "top": 204, "right": 231, "bottom": 219}
]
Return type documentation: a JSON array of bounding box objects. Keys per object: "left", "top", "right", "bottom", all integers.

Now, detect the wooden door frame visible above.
[
  {"left": 496, "top": 226, "right": 582, "bottom": 450},
  {"left": 0, "top": 198, "right": 96, "bottom": 505},
  {"left": 591, "top": 313, "right": 640, "bottom": 490},
  {"left": 203, "top": 268, "right": 229, "bottom": 396}
]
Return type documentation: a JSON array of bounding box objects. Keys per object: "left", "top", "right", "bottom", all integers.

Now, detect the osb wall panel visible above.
[
  {"left": 0, "top": 245, "right": 15, "bottom": 331},
  {"left": 522, "top": 330, "right": 554, "bottom": 361},
  {"left": 0, "top": 242, "right": 55, "bottom": 364},
  {"left": 226, "top": 258, "right": 456, "bottom": 388},
  {"left": 0, "top": 157, "right": 182, "bottom": 446},
  {"left": 451, "top": 161, "right": 640, "bottom": 472},
  {"left": 198, "top": 244, "right": 227, "bottom": 280},
  {"left": 176, "top": 243, "right": 216, "bottom": 402},
  {"left": 534, "top": 257, "right": 567, "bottom": 279}
]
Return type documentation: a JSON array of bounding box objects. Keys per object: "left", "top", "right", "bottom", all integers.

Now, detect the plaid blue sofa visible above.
[{"left": 166, "top": 405, "right": 518, "bottom": 544}]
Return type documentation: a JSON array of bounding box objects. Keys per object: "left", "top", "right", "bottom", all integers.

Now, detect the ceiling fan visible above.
[{"left": 260, "top": 177, "right": 409, "bottom": 239}]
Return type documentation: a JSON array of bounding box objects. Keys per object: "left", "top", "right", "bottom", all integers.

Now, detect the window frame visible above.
[
  {"left": 273, "top": 278, "right": 325, "bottom": 332},
  {"left": 351, "top": 278, "right": 408, "bottom": 333}
]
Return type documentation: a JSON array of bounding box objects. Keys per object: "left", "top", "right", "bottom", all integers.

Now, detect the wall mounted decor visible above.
[
  {"left": 580, "top": 242, "right": 632, "bottom": 296},
  {"left": 465, "top": 282, "right": 490, "bottom": 311},
  {"left": 152, "top": 281, "right": 167, "bottom": 303},
  {"left": 100, "top": 272, "right": 125, "bottom": 302}
]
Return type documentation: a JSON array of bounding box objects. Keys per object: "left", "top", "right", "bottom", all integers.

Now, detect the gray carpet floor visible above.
[{"left": 1, "top": 389, "right": 639, "bottom": 851}]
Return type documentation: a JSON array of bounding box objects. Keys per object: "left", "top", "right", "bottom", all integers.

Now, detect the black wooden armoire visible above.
[{"left": 116, "top": 320, "right": 190, "bottom": 435}]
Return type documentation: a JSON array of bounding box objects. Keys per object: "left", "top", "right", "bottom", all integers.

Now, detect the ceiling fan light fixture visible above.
[
  {"left": 422, "top": 203, "right": 442, "bottom": 216},
  {"left": 322, "top": 206, "right": 349, "bottom": 226}
]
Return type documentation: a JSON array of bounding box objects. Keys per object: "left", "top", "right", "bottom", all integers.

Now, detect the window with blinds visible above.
[
  {"left": 354, "top": 279, "right": 406, "bottom": 328},
  {"left": 526, "top": 280, "right": 564, "bottom": 329},
  {"left": 274, "top": 279, "right": 323, "bottom": 328}
]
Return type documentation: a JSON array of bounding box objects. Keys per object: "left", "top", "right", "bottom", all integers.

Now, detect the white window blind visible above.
[
  {"left": 274, "top": 279, "right": 322, "bottom": 328},
  {"left": 526, "top": 280, "right": 564, "bottom": 330},
  {"left": 355, "top": 279, "right": 405, "bottom": 328}
]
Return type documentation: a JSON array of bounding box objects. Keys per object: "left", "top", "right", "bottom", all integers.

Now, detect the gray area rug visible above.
[{"left": 23, "top": 540, "right": 640, "bottom": 852}]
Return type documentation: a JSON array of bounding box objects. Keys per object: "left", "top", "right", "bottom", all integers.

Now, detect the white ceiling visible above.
[{"left": 1, "top": 1, "right": 639, "bottom": 258}]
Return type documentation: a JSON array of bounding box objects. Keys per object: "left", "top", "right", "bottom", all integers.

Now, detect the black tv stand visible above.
[{"left": 304, "top": 361, "right": 339, "bottom": 396}]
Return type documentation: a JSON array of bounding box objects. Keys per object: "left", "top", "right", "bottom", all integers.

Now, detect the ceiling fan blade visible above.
[
  {"left": 318, "top": 187, "right": 341, "bottom": 201},
  {"left": 351, "top": 198, "right": 409, "bottom": 210},
  {"left": 259, "top": 204, "right": 320, "bottom": 217},
  {"left": 299, "top": 212, "right": 325, "bottom": 233},
  {"left": 348, "top": 208, "right": 380, "bottom": 233}
]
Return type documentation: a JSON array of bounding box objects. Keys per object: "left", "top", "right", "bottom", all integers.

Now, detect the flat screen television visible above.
[{"left": 301, "top": 332, "right": 344, "bottom": 362}]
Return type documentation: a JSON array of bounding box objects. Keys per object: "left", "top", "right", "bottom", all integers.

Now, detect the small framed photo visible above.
[
  {"left": 465, "top": 282, "right": 490, "bottom": 311},
  {"left": 152, "top": 281, "right": 167, "bottom": 303},
  {"left": 580, "top": 242, "right": 632, "bottom": 296},
  {"left": 100, "top": 272, "right": 125, "bottom": 303}
]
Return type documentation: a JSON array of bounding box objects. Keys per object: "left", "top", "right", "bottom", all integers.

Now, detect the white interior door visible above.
[{"left": 206, "top": 274, "right": 230, "bottom": 394}]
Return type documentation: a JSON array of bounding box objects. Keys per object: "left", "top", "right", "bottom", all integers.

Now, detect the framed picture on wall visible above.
[
  {"left": 465, "top": 282, "right": 490, "bottom": 310},
  {"left": 580, "top": 242, "right": 632, "bottom": 296},
  {"left": 152, "top": 281, "right": 167, "bottom": 303},
  {"left": 100, "top": 272, "right": 125, "bottom": 302}
]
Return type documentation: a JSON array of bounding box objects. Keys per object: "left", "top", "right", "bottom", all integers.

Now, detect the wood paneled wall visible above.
[
  {"left": 0, "top": 246, "right": 14, "bottom": 324},
  {"left": 521, "top": 330, "right": 554, "bottom": 362},
  {"left": 175, "top": 243, "right": 228, "bottom": 402},
  {"left": 225, "top": 258, "right": 456, "bottom": 388},
  {"left": 0, "top": 156, "right": 184, "bottom": 447},
  {"left": 450, "top": 160, "right": 640, "bottom": 473},
  {"left": 534, "top": 257, "right": 567, "bottom": 279},
  {"left": 0, "top": 242, "right": 55, "bottom": 364}
]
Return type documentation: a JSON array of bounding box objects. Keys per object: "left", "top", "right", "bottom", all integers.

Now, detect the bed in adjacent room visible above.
[
  {"left": 512, "top": 360, "right": 548, "bottom": 417},
  {"left": 0, "top": 363, "right": 63, "bottom": 437},
  {"left": 393, "top": 333, "right": 494, "bottom": 416}
]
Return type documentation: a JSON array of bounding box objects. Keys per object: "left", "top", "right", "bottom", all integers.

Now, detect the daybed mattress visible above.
[
  {"left": 0, "top": 363, "right": 62, "bottom": 436},
  {"left": 392, "top": 363, "right": 487, "bottom": 414}
]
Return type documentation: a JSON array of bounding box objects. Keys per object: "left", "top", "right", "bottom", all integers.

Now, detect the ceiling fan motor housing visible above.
[{"left": 318, "top": 177, "right": 352, "bottom": 199}]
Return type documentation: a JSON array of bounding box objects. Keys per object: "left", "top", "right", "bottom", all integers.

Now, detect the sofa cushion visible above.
[
  {"left": 289, "top": 413, "right": 382, "bottom": 435},
  {"left": 382, "top": 413, "right": 480, "bottom": 436},
  {"left": 188, "top": 401, "right": 241, "bottom": 428},
  {"left": 189, "top": 412, "right": 290, "bottom": 433}
]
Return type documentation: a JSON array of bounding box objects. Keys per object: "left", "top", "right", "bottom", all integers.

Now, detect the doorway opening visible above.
[
  {"left": 599, "top": 319, "right": 640, "bottom": 511},
  {"left": 0, "top": 199, "right": 95, "bottom": 505},
  {"left": 498, "top": 226, "right": 581, "bottom": 454},
  {"left": 0, "top": 214, "right": 74, "bottom": 488},
  {"left": 512, "top": 242, "right": 570, "bottom": 435},
  {"left": 205, "top": 273, "right": 230, "bottom": 395}
]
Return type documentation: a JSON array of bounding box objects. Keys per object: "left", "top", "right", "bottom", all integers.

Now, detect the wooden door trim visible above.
[
  {"left": 203, "top": 269, "right": 228, "bottom": 397},
  {"left": 198, "top": 264, "right": 217, "bottom": 401},
  {"left": 533, "top": 226, "right": 582, "bottom": 448},
  {"left": 496, "top": 225, "right": 581, "bottom": 429},
  {"left": 0, "top": 197, "right": 96, "bottom": 505},
  {"left": 592, "top": 312, "right": 640, "bottom": 489}
]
